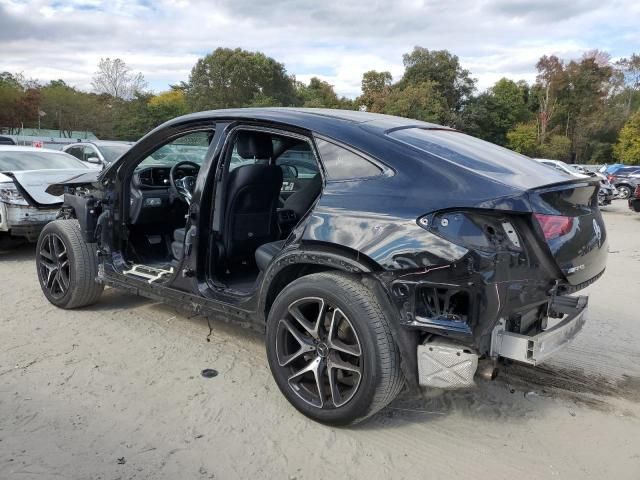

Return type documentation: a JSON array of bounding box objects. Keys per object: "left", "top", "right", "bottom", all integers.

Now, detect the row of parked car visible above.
[{"left": 533, "top": 158, "right": 640, "bottom": 205}]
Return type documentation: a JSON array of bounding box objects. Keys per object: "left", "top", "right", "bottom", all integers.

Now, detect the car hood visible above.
[{"left": 1, "top": 169, "right": 95, "bottom": 206}]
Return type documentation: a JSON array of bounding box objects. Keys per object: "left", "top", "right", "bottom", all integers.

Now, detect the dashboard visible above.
[
  {"left": 136, "top": 165, "right": 199, "bottom": 188},
  {"left": 129, "top": 165, "right": 198, "bottom": 225}
]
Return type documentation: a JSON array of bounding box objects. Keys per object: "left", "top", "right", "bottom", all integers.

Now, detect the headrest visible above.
[{"left": 236, "top": 131, "right": 273, "bottom": 159}]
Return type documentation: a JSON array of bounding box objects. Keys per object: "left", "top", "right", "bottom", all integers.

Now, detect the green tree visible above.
[
  {"left": 111, "top": 92, "right": 155, "bottom": 140},
  {"left": 463, "top": 78, "right": 531, "bottom": 145},
  {"left": 613, "top": 110, "right": 640, "bottom": 164},
  {"left": 381, "top": 81, "right": 447, "bottom": 123},
  {"left": 561, "top": 56, "right": 613, "bottom": 162},
  {"left": 40, "top": 81, "right": 102, "bottom": 137},
  {"left": 358, "top": 70, "right": 392, "bottom": 111},
  {"left": 147, "top": 89, "right": 188, "bottom": 125},
  {"left": 185, "top": 48, "right": 298, "bottom": 110},
  {"left": 0, "top": 73, "right": 24, "bottom": 132},
  {"left": 539, "top": 135, "right": 571, "bottom": 161},
  {"left": 295, "top": 77, "right": 354, "bottom": 109},
  {"left": 400, "top": 47, "right": 475, "bottom": 116},
  {"left": 506, "top": 123, "right": 538, "bottom": 156}
]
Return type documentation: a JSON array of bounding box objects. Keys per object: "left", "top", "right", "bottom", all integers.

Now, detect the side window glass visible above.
[
  {"left": 83, "top": 146, "right": 96, "bottom": 161},
  {"left": 67, "top": 147, "right": 82, "bottom": 160},
  {"left": 315, "top": 138, "right": 381, "bottom": 180},
  {"left": 276, "top": 142, "right": 319, "bottom": 180}
]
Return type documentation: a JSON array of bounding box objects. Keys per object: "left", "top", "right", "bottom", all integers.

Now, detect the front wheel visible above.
[
  {"left": 36, "top": 220, "right": 104, "bottom": 309},
  {"left": 265, "top": 272, "right": 404, "bottom": 425}
]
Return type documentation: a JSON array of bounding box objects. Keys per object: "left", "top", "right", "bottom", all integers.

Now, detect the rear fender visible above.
[
  {"left": 257, "top": 244, "right": 378, "bottom": 315},
  {"left": 256, "top": 245, "right": 418, "bottom": 390}
]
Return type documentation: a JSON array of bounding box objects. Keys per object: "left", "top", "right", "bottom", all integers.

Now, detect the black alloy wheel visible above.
[
  {"left": 38, "top": 233, "right": 70, "bottom": 300},
  {"left": 275, "top": 297, "right": 363, "bottom": 409},
  {"left": 36, "top": 220, "right": 104, "bottom": 309},
  {"left": 266, "top": 272, "right": 404, "bottom": 425}
]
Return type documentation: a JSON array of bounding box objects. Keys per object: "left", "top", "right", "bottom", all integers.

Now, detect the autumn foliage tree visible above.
[
  {"left": 614, "top": 111, "right": 640, "bottom": 164},
  {"left": 1, "top": 48, "right": 638, "bottom": 164}
]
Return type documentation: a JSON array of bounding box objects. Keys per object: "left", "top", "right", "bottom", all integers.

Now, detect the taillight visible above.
[
  {"left": 534, "top": 213, "right": 572, "bottom": 240},
  {"left": 607, "top": 175, "right": 615, "bottom": 183},
  {"left": 634, "top": 185, "right": 640, "bottom": 199},
  {"left": 417, "top": 211, "right": 522, "bottom": 252}
]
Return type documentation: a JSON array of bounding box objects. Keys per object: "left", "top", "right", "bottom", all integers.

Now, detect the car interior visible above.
[{"left": 122, "top": 128, "right": 323, "bottom": 292}]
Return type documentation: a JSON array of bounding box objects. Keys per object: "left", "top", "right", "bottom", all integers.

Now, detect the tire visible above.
[
  {"left": 36, "top": 219, "right": 104, "bottom": 309},
  {"left": 617, "top": 185, "right": 632, "bottom": 200},
  {"left": 265, "top": 271, "right": 404, "bottom": 425}
]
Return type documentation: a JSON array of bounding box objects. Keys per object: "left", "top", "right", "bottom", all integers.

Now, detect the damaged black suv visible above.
[{"left": 36, "top": 109, "right": 607, "bottom": 425}]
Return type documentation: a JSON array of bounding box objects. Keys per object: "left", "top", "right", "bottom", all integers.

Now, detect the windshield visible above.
[
  {"left": 137, "top": 131, "right": 212, "bottom": 169},
  {"left": 98, "top": 144, "right": 131, "bottom": 163},
  {"left": 0, "top": 150, "right": 89, "bottom": 171}
]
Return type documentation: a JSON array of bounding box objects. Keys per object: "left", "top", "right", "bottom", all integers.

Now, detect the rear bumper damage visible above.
[
  {"left": 414, "top": 294, "right": 588, "bottom": 388},
  {"left": 489, "top": 294, "right": 587, "bottom": 365}
]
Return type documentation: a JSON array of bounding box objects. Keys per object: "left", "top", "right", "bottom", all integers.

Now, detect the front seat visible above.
[{"left": 222, "top": 131, "right": 283, "bottom": 261}]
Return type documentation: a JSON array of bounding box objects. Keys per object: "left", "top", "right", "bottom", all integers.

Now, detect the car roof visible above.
[
  {"left": 162, "top": 107, "right": 446, "bottom": 136},
  {"left": 66, "top": 140, "right": 133, "bottom": 146},
  {"left": 0, "top": 145, "right": 68, "bottom": 153}
]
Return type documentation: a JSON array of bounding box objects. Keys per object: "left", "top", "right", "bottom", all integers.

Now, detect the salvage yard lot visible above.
[{"left": 1, "top": 201, "right": 639, "bottom": 479}]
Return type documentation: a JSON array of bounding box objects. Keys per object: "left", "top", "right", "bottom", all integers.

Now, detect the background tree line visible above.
[{"left": 1, "top": 47, "right": 639, "bottom": 164}]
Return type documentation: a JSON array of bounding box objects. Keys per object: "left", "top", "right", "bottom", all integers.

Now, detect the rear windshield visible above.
[
  {"left": 0, "top": 151, "right": 89, "bottom": 171},
  {"left": 388, "top": 128, "right": 541, "bottom": 175}
]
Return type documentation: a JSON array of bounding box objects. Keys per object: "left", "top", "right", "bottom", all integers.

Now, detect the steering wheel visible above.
[{"left": 170, "top": 161, "right": 200, "bottom": 204}]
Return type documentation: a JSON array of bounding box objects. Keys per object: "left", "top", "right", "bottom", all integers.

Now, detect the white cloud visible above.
[{"left": 0, "top": 0, "right": 638, "bottom": 97}]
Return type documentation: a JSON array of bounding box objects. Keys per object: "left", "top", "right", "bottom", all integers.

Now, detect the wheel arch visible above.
[
  {"left": 258, "top": 243, "right": 379, "bottom": 322},
  {"left": 257, "top": 245, "right": 419, "bottom": 391}
]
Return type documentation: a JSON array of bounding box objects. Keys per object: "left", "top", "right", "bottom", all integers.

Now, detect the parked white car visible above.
[
  {"left": 533, "top": 158, "right": 590, "bottom": 178},
  {"left": 0, "top": 146, "right": 94, "bottom": 243}
]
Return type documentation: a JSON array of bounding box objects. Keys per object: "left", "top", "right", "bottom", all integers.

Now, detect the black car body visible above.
[
  {"left": 629, "top": 185, "right": 640, "bottom": 212},
  {"left": 608, "top": 166, "right": 640, "bottom": 199},
  {"left": 37, "top": 109, "right": 607, "bottom": 425}
]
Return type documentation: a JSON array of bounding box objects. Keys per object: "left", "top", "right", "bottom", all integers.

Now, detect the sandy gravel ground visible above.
[{"left": 1, "top": 201, "right": 639, "bottom": 480}]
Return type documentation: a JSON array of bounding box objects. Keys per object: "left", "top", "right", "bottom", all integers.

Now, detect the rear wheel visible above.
[
  {"left": 265, "top": 272, "right": 404, "bottom": 425},
  {"left": 617, "top": 185, "right": 632, "bottom": 199},
  {"left": 36, "top": 220, "right": 103, "bottom": 309}
]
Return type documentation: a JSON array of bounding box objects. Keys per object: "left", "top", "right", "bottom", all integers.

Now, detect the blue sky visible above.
[{"left": 1, "top": 0, "right": 638, "bottom": 97}]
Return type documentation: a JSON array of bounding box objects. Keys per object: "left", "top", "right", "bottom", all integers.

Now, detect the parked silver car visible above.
[
  {"left": 0, "top": 146, "right": 94, "bottom": 243},
  {"left": 63, "top": 140, "right": 133, "bottom": 167}
]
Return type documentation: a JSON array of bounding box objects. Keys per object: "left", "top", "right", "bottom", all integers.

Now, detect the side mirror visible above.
[{"left": 87, "top": 156, "right": 101, "bottom": 164}]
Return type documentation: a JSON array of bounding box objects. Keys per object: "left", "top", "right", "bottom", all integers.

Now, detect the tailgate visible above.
[{"left": 528, "top": 181, "right": 607, "bottom": 286}]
